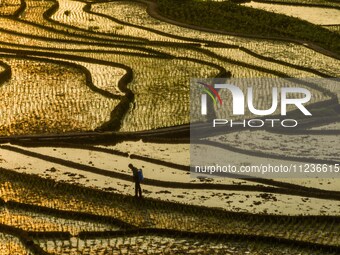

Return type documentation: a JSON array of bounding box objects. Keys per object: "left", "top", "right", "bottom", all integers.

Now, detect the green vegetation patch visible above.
[
  {"left": 157, "top": 0, "right": 340, "bottom": 55},
  {"left": 253, "top": 0, "right": 340, "bottom": 9}
]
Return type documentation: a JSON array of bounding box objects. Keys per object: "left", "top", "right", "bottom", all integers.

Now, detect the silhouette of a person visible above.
[{"left": 128, "top": 163, "right": 142, "bottom": 198}]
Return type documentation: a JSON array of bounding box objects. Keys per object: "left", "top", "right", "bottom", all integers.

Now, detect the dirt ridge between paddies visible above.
[
  {"left": 86, "top": 0, "right": 336, "bottom": 78},
  {"left": 2, "top": 144, "right": 340, "bottom": 202},
  {"left": 142, "top": 0, "right": 340, "bottom": 60},
  {"left": 3, "top": 141, "right": 340, "bottom": 196}
]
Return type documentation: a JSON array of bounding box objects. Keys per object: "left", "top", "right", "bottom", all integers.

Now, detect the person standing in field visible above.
[{"left": 128, "top": 163, "right": 143, "bottom": 198}]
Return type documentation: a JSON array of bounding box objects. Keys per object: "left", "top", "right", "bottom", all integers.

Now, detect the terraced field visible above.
[{"left": 0, "top": 0, "right": 340, "bottom": 254}]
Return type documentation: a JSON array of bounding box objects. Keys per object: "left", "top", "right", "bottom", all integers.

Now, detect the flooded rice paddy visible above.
[{"left": 0, "top": 0, "right": 340, "bottom": 254}]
